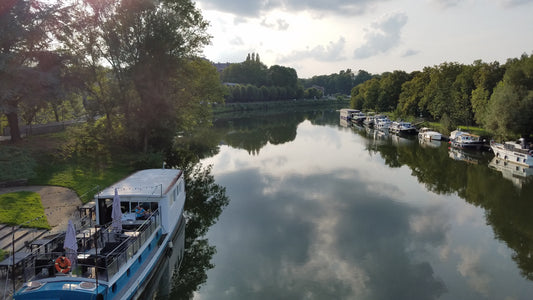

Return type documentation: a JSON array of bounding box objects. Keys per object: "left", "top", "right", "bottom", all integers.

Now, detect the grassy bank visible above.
[{"left": 0, "top": 191, "right": 50, "bottom": 229}]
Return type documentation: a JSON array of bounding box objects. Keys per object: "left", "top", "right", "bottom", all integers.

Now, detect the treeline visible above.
[
  {"left": 350, "top": 54, "right": 533, "bottom": 138},
  {"left": 300, "top": 69, "right": 374, "bottom": 95},
  {"left": 221, "top": 53, "right": 305, "bottom": 102}
]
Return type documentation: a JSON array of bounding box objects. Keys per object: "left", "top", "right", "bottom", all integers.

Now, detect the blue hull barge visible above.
[{"left": 13, "top": 168, "right": 186, "bottom": 300}]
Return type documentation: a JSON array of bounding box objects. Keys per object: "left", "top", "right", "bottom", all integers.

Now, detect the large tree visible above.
[
  {"left": 485, "top": 53, "right": 533, "bottom": 138},
  {"left": 0, "top": 0, "right": 66, "bottom": 142},
  {"left": 68, "top": 0, "right": 212, "bottom": 152}
]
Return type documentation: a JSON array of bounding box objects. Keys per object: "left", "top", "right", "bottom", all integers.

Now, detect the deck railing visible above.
[{"left": 9, "top": 209, "right": 161, "bottom": 291}]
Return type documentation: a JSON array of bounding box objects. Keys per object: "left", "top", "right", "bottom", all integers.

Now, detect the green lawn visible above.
[{"left": 0, "top": 191, "right": 50, "bottom": 229}]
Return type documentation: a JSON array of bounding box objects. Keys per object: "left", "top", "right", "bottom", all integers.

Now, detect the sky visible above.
[{"left": 195, "top": 0, "right": 533, "bottom": 78}]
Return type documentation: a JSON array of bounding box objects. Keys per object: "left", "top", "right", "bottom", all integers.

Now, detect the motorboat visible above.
[
  {"left": 490, "top": 139, "right": 533, "bottom": 168},
  {"left": 418, "top": 127, "right": 442, "bottom": 141}
]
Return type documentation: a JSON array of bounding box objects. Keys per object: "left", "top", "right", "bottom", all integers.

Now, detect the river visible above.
[{"left": 188, "top": 110, "right": 533, "bottom": 300}]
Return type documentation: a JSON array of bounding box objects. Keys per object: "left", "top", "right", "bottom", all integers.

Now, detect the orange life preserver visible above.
[{"left": 55, "top": 256, "right": 71, "bottom": 274}]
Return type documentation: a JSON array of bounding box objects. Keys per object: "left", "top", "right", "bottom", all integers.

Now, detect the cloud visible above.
[
  {"left": 403, "top": 49, "right": 420, "bottom": 57},
  {"left": 500, "top": 0, "right": 533, "bottom": 7},
  {"left": 230, "top": 37, "right": 244, "bottom": 46},
  {"left": 277, "top": 37, "right": 347, "bottom": 63},
  {"left": 430, "top": 0, "right": 461, "bottom": 8},
  {"left": 200, "top": 169, "right": 447, "bottom": 299},
  {"left": 455, "top": 247, "right": 492, "bottom": 296},
  {"left": 198, "top": 0, "right": 385, "bottom": 17},
  {"left": 260, "top": 18, "right": 290, "bottom": 31},
  {"left": 354, "top": 12, "right": 408, "bottom": 59}
]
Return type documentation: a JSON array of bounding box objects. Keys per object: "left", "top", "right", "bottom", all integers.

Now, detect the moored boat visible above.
[
  {"left": 13, "top": 168, "right": 186, "bottom": 300},
  {"left": 339, "top": 108, "right": 360, "bottom": 121},
  {"left": 490, "top": 139, "right": 533, "bottom": 168},
  {"left": 390, "top": 121, "right": 417, "bottom": 135},
  {"left": 418, "top": 127, "right": 442, "bottom": 141},
  {"left": 449, "top": 130, "right": 485, "bottom": 150},
  {"left": 375, "top": 116, "right": 392, "bottom": 131},
  {"left": 350, "top": 111, "right": 366, "bottom": 124}
]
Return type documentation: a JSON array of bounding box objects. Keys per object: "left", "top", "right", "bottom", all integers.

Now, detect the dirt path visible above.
[{"left": 0, "top": 186, "right": 82, "bottom": 234}]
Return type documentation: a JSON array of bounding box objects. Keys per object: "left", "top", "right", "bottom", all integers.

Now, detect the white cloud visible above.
[
  {"left": 277, "top": 37, "right": 347, "bottom": 63},
  {"left": 354, "top": 12, "right": 408, "bottom": 59},
  {"left": 260, "top": 18, "right": 290, "bottom": 31}
]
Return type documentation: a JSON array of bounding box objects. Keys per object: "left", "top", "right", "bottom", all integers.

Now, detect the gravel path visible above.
[{"left": 0, "top": 186, "right": 82, "bottom": 234}]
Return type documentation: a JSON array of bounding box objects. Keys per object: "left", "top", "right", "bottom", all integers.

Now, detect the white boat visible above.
[
  {"left": 339, "top": 108, "right": 360, "bottom": 121},
  {"left": 13, "top": 168, "right": 186, "bottom": 300},
  {"left": 449, "top": 130, "right": 485, "bottom": 150},
  {"left": 490, "top": 139, "right": 533, "bottom": 168},
  {"left": 350, "top": 111, "right": 366, "bottom": 124},
  {"left": 375, "top": 116, "right": 392, "bottom": 131},
  {"left": 390, "top": 121, "right": 417, "bottom": 135},
  {"left": 363, "top": 114, "right": 376, "bottom": 127},
  {"left": 418, "top": 127, "right": 442, "bottom": 141}
]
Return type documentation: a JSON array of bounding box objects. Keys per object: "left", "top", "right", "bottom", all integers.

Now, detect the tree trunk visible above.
[{"left": 6, "top": 112, "right": 22, "bottom": 142}]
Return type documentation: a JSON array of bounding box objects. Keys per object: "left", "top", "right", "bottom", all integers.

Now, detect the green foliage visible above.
[
  {"left": 302, "top": 69, "right": 372, "bottom": 95},
  {"left": 222, "top": 54, "right": 301, "bottom": 102},
  {"left": 0, "top": 146, "right": 36, "bottom": 181},
  {"left": 484, "top": 53, "right": 533, "bottom": 138},
  {"left": 0, "top": 192, "right": 50, "bottom": 229}
]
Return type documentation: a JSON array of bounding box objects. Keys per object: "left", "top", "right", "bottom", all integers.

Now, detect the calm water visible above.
[{"left": 195, "top": 111, "right": 533, "bottom": 300}]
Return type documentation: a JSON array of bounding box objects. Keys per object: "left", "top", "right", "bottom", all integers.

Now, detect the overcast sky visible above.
[{"left": 196, "top": 0, "right": 533, "bottom": 78}]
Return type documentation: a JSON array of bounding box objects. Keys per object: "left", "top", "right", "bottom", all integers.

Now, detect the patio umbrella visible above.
[
  {"left": 63, "top": 219, "right": 78, "bottom": 271},
  {"left": 111, "top": 188, "right": 123, "bottom": 233}
]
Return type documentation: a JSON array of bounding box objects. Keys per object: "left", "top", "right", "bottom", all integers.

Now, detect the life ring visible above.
[{"left": 55, "top": 256, "right": 71, "bottom": 274}]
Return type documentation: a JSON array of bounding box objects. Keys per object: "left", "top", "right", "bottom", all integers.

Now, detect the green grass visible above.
[{"left": 0, "top": 192, "right": 50, "bottom": 229}]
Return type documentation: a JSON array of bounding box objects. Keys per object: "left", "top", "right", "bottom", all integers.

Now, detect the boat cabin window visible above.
[{"left": 97, "top": 198, "right": 159, "bottom": 225}]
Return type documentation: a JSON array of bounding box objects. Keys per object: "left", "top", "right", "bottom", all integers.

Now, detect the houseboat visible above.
[
  {"left": 390, "top": 121, "right": 417, "bottom": 135},
  {"left": 339, "top": 108, "right": 360, "bottom": 121},
  {"left": 490, "top": 139, "right": 533, "bottom": 168},
  {"left": 449, "top": 130, "right": 485, "bottom": 150},
  {"left": 418, "top": 127, "right": 442, "bottom": 141},
  {"left": 350, "top": 111, "right": 367, "bottom": 124},
  {"left": 13, "top": 168, "right": 186, "bottom": 300}
]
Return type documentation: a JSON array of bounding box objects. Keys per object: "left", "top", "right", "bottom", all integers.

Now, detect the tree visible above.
[
  {"left": 377, "top": 70, "right": 410, "bottom": 112},
  {"left": 69, "top": 0, "right": 212, "bottom": 152},
  {"left": 0, "top": 0, "right": 67, "bottom": 142},
  {"left": 421, "top": 62, "right": 463, "bottom": 120},
  {"left": 397, "top": 70, "right": 430, "bottom": 117},
  {"left": 471, "top": 61, "right": 505, "bottom": 125},
  {"left": 485, "top": 53, "right": 533, "bottom": 138}
]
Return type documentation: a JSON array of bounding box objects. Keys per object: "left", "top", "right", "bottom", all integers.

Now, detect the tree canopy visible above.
[{"left": 350, "top": 54, "right": 533, "bottom": 139}]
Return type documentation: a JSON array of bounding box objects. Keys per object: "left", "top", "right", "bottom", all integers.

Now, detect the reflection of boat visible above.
[
  {"left": 419, "top": 138, "right": 442, "bottom": 148},
  {"left": 14, "top": 169, "right": 186, "bottom": 300},
  {"left": 449, "top": 130, "right": 485, "bottom": 150},
  {"left": 339, "top": 108, "right": 359, "bottom": 121},
  {"left": 491, "top": 139, "right": 533, "bottom": 168},
  {"left": 418, "top": 127, "right": 442, "bottom": 141},
  {"left": 339, "top": 118, "right": 350, "bottom": 128},
  {"left": 489, "top": 157, "right": 533, "bottom": 188},
  {"left": 390, "top": 121, "right": 417, "bottom": 135},
  {"left": 448, "top": 147, "right": 481, "bottom": 164}
]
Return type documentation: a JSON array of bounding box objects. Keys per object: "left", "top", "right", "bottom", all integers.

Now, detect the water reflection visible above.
[{"left": 191, "top": 112, "right": 533, "bottom": 300}]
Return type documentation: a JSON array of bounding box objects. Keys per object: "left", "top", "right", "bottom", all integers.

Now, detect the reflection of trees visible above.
[
  {"left": 214, "top": 111, "right": 343, "bottom": 154},
  {"left": 363, "top": 131, "right": 533, "bottom": 282},
  {"left": 214, "top": 113, "right": 304, "bottom": 154},
  {"left": 162, "top": 161, "right": 229, "bottom": 299}
]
